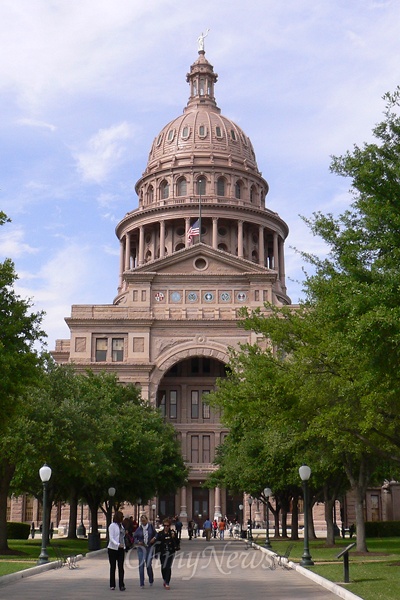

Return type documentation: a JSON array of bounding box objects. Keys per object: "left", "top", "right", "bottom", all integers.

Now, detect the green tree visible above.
[
  {"left": 12, "top": 366, "right": 187, "bottom": 540},
  {"left": 0, "top": 213, "right": 46, "bottom": 554},
  {"left": 208, "top": 90, "right": 400, "bottom": 553}
]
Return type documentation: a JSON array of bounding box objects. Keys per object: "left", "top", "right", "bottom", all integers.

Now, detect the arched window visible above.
[
  {"left": 145, "top": 250, "right": 152, "bottom": 263},
  {"left": 235, "top": 181, "right": 242, "bottom": 199},
  {"left": 197, "top": 178, "right": 206, "bottom": 196},
  {"left": 161, "top": 180, "right": 169, "bottom": 199},
  {"left": 147, "top": 185, "right": 154, "bottom": 204},
  {"left": 250, "top": 185, "right": 256, "bottom": 203},
  {"left": 175, "top": 243, "right": 185, "bottom": 251},
  {"left": 217, "top": 177, "right": 225, "bottom": 196},
  {"left": 252, "top": 250, "right": 258, "bottom": 263},
  {"left": 177, "top": 178, "right": 187, "bottom": 196}
]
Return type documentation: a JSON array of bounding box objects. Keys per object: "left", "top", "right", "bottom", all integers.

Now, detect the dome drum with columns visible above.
[
  {"left": 49, "top": 44, "right": 291, "bottom": 528},
  {"left": 116, "top": 49, "right": 289, "bottom": 306}
]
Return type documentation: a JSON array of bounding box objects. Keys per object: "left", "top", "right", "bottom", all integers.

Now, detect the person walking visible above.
[
  {"left": 107, "top": 510, "right": 126, "bottom": 591},
  {"left": 175, "top": 517, "right": 183, "bottom": 540},
  {"left": 155, "top": 518, "right": 179, "bottom": 590},
  {"left": 133, "top": 514, "right": 157, "bottom": 588},
  {"left": 218, "top": 517, "right": 226, "bottom": 540},
  {"left": 203, "top": 517, "right": 212, "bottom": 541},
  {"left": 188, "top": 519, "right": 194, "bottom": 540}
]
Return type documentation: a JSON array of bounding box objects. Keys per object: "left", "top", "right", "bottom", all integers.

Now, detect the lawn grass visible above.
[
  {"left": 254, "top": 536, "right": 400, "bottom": 600},
  {"left": 0, "top": 538, "right": 104, "bottom": 576}
]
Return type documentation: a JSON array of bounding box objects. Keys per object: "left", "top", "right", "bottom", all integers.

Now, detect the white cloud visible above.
[
  {"left": 17, "top": 117, "right": 56, "bottom": 131},
  {"left": 74, "top": 122, "right": 133, "bottom": 183},
  {"left": 0, "top": 226, "right": 38, "bottom": 258}
]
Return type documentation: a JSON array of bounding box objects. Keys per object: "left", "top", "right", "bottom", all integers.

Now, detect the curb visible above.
[
  {"left": 250, "top": 543, "right": 363, "bottom": 600},
  {"left": 0, "top": 561, "right": 59, "bottom": 587},
  {"left": 0, "top": 553, "right": 86, "bottom": 588}
]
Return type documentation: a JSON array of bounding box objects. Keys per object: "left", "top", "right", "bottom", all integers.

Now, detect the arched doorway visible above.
[{"left": 156, "top": 355, "right": 227, "bottom": 523}]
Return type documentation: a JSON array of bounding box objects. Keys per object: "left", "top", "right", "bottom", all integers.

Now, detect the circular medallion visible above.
[
  {"left": 188, "top": 292, "right": 198, "bottom": 302},
  {"left": 171, "top": 291, "right": 181, "bottom": 302},
  {"left": 237, "top": 292, "right": 247, "bottom": 302},
  {"left": 204, "top": 292, "right": 214, "bottom": 302},
  {"left": 154, "top": 292, "right": 165, "bottom": 302},
  {"left": 221, "top": 292, "right": 231, "bottom": 302}
]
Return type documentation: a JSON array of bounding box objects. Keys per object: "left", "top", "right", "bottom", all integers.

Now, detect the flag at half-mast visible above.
[{"left": 187, "top": 219, "right": 200, "bottom": 244}]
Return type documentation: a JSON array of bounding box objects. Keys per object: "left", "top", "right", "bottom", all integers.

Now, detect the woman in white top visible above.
[{"left": 107, "top": 510, "right": 126, "bottom": 591}]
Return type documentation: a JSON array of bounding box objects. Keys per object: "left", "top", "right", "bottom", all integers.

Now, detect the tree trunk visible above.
[
  {"left": 273, "top": 505, "right": 281, "bottom": 537},
  {"left": 67, "top": 489, "right": 78, "bottom": 539},
  {"left": 309, "top": 499, "right": 317, "bottom": 540},
  {"left": 324, "top": 495, "right": 335, "bottom": 545},
  {"left": 343, "top": 454, "right": 370, "bottom": 553},
  {"left": 291, "top": 492, "right": 299, "bottom": 541},
  {"left": 354, "top": 485, "right": 367, "bottom": 552},
  {"left": 0, "top": 460, "right": 15, "bottom": 554},
  {"left": 89, "top": 500, "right": 99, "bottom": 535}
]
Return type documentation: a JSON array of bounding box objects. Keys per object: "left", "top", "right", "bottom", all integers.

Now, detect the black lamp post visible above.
[
  {"left": 247, "top": 496, "right": 253, "bottom": 540},
  {"left": 137, "top": 497, "right": 142, "bottom": 520},
  {"left": 299, "top": 465, "right": 314, "bottom": 566},
  {"left": 37, "top": 464, "right": 52, "bottom": 565},
  {"left": 239, "top": 503, "right": 243, "bottom": 536},
  {"left": 77, "top": 501, "right": 86, "bottom": 538},
  {"left": 151, "top": 503, "right": 156, "bottom": 527},
  {"left": 263, "top": 487, "right": 272, "bottom": 549}
]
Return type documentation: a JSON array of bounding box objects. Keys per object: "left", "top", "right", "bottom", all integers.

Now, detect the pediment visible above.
[{"left": 126, "top": 244, "right": 275, "bottom": 277}]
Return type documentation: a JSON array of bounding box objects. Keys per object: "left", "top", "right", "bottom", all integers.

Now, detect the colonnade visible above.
[{"left": 118, "top": 216, "right": 286, "bottom": 292}]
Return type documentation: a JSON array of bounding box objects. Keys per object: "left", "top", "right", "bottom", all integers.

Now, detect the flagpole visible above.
[{"left": 198, "top": 178, "right": 202, "bottom": 244}]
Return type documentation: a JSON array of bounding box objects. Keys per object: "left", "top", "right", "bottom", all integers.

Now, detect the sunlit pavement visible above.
[{"left": 0, "top": 538, "right": 360, "bottom": 600}]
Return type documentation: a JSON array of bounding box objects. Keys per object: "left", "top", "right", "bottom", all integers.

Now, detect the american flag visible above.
[{"left": 187, "top": 219, "right": 200, "bottom": 244}]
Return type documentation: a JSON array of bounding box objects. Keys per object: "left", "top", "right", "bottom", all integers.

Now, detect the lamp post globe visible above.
[
  {"left": 299, "top": 465, "right": 314, "bottom": 566},
  {"left": 263, "top": 487, "right": 272, "bottom": 549},
  {"left": 238, "top": 504, "right": 243, "bottom": 537},
  {"left": 37, "top": 464, "right": 52, "bottom": 565}
]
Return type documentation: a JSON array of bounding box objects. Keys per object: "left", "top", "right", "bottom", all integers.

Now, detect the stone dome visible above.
[{"left": 142, "top": 50, "right": 261, "bottom": 179}]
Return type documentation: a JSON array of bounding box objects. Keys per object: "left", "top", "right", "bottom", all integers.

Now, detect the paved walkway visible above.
[{"left": 0, "top": 539, "right": 360, "bottom": 600}]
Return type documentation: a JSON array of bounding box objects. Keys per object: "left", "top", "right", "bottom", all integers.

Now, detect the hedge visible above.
[
  {"left": 365, "top": 521, "right": 400, "bottom": 537},
  {"left": 6, "top": 521, "right": 30, "bottom": 539}
]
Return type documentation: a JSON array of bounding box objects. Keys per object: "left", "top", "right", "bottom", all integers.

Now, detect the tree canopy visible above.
[{"left": 207, "top": 89, "right": 400, "bottom": 551}]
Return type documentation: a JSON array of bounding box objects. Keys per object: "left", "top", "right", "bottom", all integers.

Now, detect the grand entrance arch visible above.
[{"left": 155, "top": 354, "right": 229, "bottom": 524}]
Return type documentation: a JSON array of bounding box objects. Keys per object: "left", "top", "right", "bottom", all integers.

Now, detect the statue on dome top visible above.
[{"left": 197, "top": 29, "right": 210, "bottom": 52}]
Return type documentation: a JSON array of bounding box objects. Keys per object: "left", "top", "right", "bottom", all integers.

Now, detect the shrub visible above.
[
  {"left": 6, "top": 522, "right": 30, "bottom": 540},
  {"left": 365, "top": 521, "right": 400, "bottom": 537}
]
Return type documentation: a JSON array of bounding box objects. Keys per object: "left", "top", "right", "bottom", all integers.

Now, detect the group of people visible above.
[
  {"left": 107, "top": 512, "right": 180, "bottom": 591},
  {"left": 188, "top": 516, "right": 236, "bottom": 541}
]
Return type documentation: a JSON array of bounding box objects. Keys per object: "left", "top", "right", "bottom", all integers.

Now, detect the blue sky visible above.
[{"left": 1, "top": 0, "right": 399, "bottom": 350}]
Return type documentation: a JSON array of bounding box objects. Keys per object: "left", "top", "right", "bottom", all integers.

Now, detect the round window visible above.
[{"left": 194, "top": 257, "right": 207, "bottom": 271}]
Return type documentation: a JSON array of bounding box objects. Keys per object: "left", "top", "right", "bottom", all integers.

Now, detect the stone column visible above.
[
  {"left": 214, "top": 487, "right": 222, "bottom": 520},
  {"left": 160, "top": 220, "right": 165, "bottom": 258},
  {"left": 118, "top": 239, "right": 124, "bottom": 291},
  {"left": 279, "top": 237, "right": 286, "bottom": 291},
  {"left": 180, "top": 486, "right": 188, "bottom": 522},
  {"left": 185, "top": 217, "right": 191, "bottom": 248},
  {"left": 212, "top": 217, "right": 218, "bottom": 249},
  {"left": 124, "top": 232, "right": 131, "bottom": 271},
  {"left": 238, "top": 220, "right": 244, "bottom": 258},
  {"left": 273, "top": 232, "right": 279, "bottom": 273},
  {"left": 138, "top": 226, "right": 145, "bottom": 265},
  {"left": 258, "top": 225, "right": 265, "bottom": 266}
]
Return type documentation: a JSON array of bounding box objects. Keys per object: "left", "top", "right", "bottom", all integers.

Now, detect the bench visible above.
[
  {"left": 275, "top": 543, "right": 294, "bottom": 568},
  {"left": 51, "top": 544, "right": 79, "bottom": 569},
  {"left": 244, "top": 533, "right": 260, "bottom": 549}
]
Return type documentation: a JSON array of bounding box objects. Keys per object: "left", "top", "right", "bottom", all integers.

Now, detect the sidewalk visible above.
[{"left": 0, "top": 538, "right": 362, "bottom": 600}]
